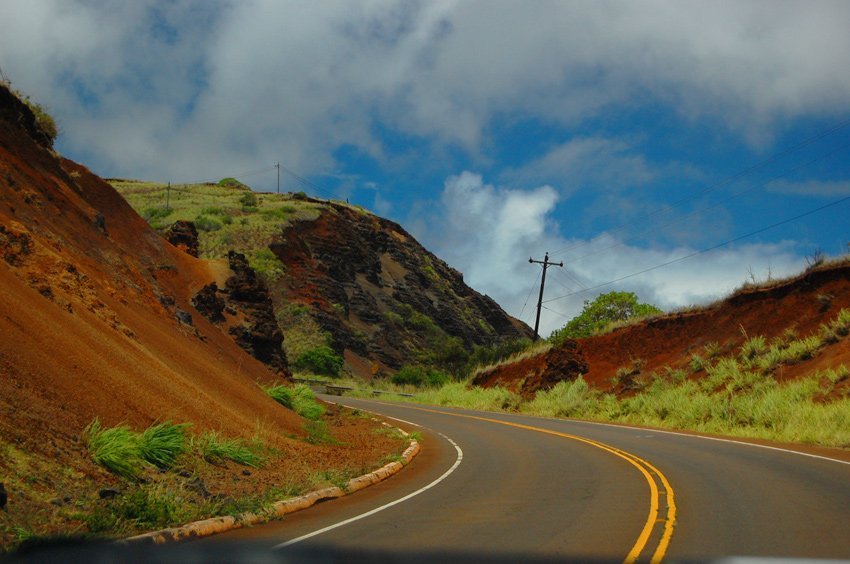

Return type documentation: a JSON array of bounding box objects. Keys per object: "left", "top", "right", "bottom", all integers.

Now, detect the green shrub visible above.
[
  {"left": 250, "top": 248, "right": 284, "bottom": 279},
  {"left": 391, "top": 365, "right": 450, "bottom": 388},
  {"left": 291, "top": 384, "right": 325, "bottom": 420},
  {"left": 469, "top": 338, "right": 534, "bottom": 369},
  {"left": 294, "top": 345, "right": 344, "bottom": 377},
  {"left": 303, "top": 420, "right": 336, "bottom": 444},
  {"left": 239, "top": 192, "right": 258, "bottom": 209},
  {"left": 550, "top": 291, "right": 662, "bottom": 342},
  {"left": 192, "top": 431, "right": 264, "bottom": 467},
  {"left": 142, "top": 207, "right": 172, "bottom": 222},
  {"left": 689, "top": 354, "right": 706, "bottom": 373},
  {"left": 139, "top": 422, "right": 190, "bottom": 469},
  {"left": 523, "top": 378, "right": 599, "bottom": 418},
  {"left": 83, "top": 419, "right": 142, "bottom": 480},
  {"left": 218, "top": 177, "right": 247, "bottom": 189},
  {"left": 740, "top": 335, "right": 767, "bottom": 360},
  {"left": 260, "top": 207, "right": 290, "bottom": 221},
  {"left": 194, "top": 215, "right": 222, "bottom": 232},
  {"left": 263, "top": 383, "right": 325, "bottom": 420},
  {"left": 263, "top": 384, "right": 294, "bottom": 409}
]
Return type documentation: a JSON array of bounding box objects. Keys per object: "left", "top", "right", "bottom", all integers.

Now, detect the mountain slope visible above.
[
  {"left": 111, "top": 181, "right": 533, "bottom": 379},
  {"left": 271, "top": 201, "right": 533, "bottom": 375},
  {"left": 0, "top": 84, "right": 405, "bottom": 546}
]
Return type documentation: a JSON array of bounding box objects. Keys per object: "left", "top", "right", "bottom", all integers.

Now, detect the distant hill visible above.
[{"left": 111, "top": 180, "right": 533, "bottom": 379}]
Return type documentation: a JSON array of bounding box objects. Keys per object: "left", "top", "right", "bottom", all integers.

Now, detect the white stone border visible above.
[{"left": 121, "top": 426, "right": 419, "bottom": 545}]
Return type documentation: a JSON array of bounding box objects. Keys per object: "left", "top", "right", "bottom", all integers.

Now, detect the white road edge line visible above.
[
  {"left": 272, "top": 433, "right": 464, "bottom": 550},
  {"left": 322, "top": 399, "right": 423, "bottom": 429}
]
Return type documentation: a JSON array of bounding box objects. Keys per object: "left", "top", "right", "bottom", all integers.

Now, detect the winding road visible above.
[{"left": 202, "top": 396, "right": 850, "bottom": 562}]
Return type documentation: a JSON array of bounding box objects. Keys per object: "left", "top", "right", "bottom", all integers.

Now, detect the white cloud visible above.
[
  {"left": 2, "top": 0, "right": 850, "bottom": 183},
  {"left": 426, "top": 172, "right": 806, "bottom": 337},
  {"left": 501, "top": 136, "right": 659, "bottom": 194}
]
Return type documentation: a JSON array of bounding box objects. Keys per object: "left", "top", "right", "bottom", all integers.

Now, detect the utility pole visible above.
[
  {"left": 529, "top": 252, "right": 563, "bottom": 340},
  {"left": 275, "top": 162, "right": 280, "bottom": 194}
]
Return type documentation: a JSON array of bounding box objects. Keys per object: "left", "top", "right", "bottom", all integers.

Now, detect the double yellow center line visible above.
[{"left": 411, "top": 406, "right": 677, "bottom": 563}]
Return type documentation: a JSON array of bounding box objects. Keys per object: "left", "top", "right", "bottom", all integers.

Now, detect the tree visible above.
[{"left": 549, "top": 291, "right": 662, "bottom": 343}]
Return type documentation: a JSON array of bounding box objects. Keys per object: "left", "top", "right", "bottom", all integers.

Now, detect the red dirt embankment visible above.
[
  {"left": 474, "top": 264, "right": 850, "bottom": 396},
  {"left": 0, "top": 84, "right": 402, "bottom": 532}
]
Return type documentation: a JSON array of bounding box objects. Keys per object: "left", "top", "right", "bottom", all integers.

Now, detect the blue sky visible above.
[{"left": 2, "top": 0, "right": 849, "bottom": 335}]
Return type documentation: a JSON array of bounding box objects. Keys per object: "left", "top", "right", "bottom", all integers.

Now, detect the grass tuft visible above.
[
  {"left": 139, "top": 422, "right": 191, "bottom": 469},
  {"left": 82, "top": 419, "right": 142, "bottom": 480},
  {"left": 193, "top": 431, "right": 265, "bottom": 468},
  {"left": 262, "top": 383, "right": 326, "bottom": 421}
]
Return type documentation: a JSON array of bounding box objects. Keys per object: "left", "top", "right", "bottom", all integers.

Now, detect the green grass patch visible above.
[
  {"left": 82, "top": 419, "right": 142, "bottom": 480},
  {"left": 364, "top": 308, "right": 850, "bottom": 448},
  {"left": 192, "top": 431, "right": 265, "bottom": 467},
  {"left": 262, "top": 383, "right": 325, "bottom": 420},
  {"left": 138, "top": 422, "right": 190, "bottom": 469},
  {"left": 303, "top": 420, "right": 337, "bottom": 445}
]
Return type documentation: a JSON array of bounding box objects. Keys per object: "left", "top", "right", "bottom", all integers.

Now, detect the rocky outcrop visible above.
[
  {"left": 165, "top": 220, "right": 199, "bottom": 257},
  {"left": 0, "top": 85, "right": 53, "bottom": 148},
  {"left": 192, "top": 283, "right": 226, "bottom": 323},
  {"left": 192, "top": 251, "right": 290, "bottom": 376},
  {"left": 471, "top": 339, "right": 589, "bottom": 399},
  {"left": 271, "top": 203, "right": 533, "bottom": 375},
  {"left": 519, "top": 340, "right": 589, "bottom": 398}
]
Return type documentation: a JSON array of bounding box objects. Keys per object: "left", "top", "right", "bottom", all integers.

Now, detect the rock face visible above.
[
  {"left": 271, "top": 203, "right": 533, "bottom": 375},
  {"left": 470, "top": 339, "right": 589, "bottom": 399},
  {"left": 520, "top": 340, "right": 589, "bottom": 397},
  {"left": 192, "top": 251, "right": 289, "bottom": 376},
  {"left": 165, "top": 220, "right": 199, "bottom": 258}
]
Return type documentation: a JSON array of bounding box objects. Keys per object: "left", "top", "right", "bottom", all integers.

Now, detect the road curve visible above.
[{"left": 200, "top": 397, "right": 850, "bottom": 562}]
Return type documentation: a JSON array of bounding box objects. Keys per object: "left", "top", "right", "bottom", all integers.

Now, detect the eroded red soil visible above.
[
  {"left": 475, "top": 264, "right": 850, "bottom": 395},
  {"left": 0, "top": 86, "right": 403, "bottom": 544}
]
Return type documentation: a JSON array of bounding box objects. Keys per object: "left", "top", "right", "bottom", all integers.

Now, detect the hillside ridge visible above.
[{"left": 474, "top": 260, "right": 850, "bottom": 396}]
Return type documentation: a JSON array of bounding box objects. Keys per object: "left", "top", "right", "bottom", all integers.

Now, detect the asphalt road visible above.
[{"left": 198, "top": 396, "right": 850, "bottom": 562}]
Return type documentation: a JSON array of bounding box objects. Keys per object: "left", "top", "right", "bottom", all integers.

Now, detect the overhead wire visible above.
[
  {"left": 547, "top": 118, "right": 850, "bottom": 260},
  {"left": 279, "top": 164, "right": 339, "bottom": 200},
  {"left": 542, "top": 193, "right": 850, "bottom": 304},
  {"left": 518, "top": 266, "right": 543, "bottom": 322},
  {"left": 558, "top": 138, "right": 850, "bottom": 266}
]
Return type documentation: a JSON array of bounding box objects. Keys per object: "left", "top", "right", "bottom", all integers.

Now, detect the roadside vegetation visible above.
[
  {"left": 343, "top": 307, "right": 850, "bottom": 449},
  {"left": 549, "top": 291, "right": 662, "bottom": 344},
  {"left": 0, "top": 389, "right": 410, "bottom": 552}
]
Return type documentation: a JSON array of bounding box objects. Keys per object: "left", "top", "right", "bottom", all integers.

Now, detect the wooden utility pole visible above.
[
  {"left": 275, "top": 162, "right": 281, "bottom": 193},
  {"left": 529, "top": 252, "right": 563, "bottom": 340}
]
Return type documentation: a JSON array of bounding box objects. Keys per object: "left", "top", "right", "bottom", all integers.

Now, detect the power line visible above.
[
  {"left": 542, "top": 193, "right": 850, "bottom": 304},
  {"left": 559, "top": 138, "right": 850, "bottom": 266},
  {"left": 547, "top": 118, "right": 850, "bottom": 260},
  {"left": 518, "top": 267, "right": 542, "bottom": 322},
  {"left": 279, "top": 164, "right": 338, "bottom": 200}
]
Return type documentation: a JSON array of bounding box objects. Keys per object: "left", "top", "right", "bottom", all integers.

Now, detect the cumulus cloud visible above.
[
  {"left": 2, "top": 0, "right": 850, "bottom": 183},
  {"left": 501, "top": 137, "right": 659, "bottom": 195},
  {"left": 424, "top": 172, "right": 806, "bottom": 337}
]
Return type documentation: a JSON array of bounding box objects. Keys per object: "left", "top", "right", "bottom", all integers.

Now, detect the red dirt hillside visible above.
[
  {"left": 474, "top": 262, "right": 850, "bottom": 396},
  {"left": 0, "top": 85, "right": 405, "bottom": 544}
]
